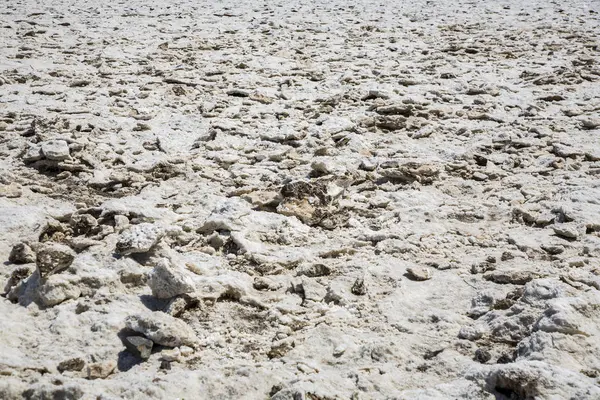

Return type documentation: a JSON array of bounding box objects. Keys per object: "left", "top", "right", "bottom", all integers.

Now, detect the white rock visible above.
[
  {"left": 125, "top": 312, "right": 198, "bottom": 348},
  {"left": 148, "top": 259, "right": 196, "bottom": 299},
  {"left": 41, "top": 140, "right": 70, "bottom": 161},
  {"left": 116, "top": 223, "right": 164, "bottom": 255}
]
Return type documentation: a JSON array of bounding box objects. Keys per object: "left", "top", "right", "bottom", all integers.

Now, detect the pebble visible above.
[
  {"left": 57, "top": 357, "right": 85, "bottom": 373},
  {"left": 359, "top": 158, "right": 378, "bottom": 171},
  {"left": 87, "top": 360, "right": 116, "bottom": 380},
  {"left": 552, "top": 223, "right": 581, "bottom": 240},
  {"left": 125, "top": 336, "right": 153, "bottom": 360},
  {"left": 23, "top": 143, "right": 44, "bottom": 162},
  {"left": 116, "top": 223, "right": 164, "bottom": 255},
  {"left": 41, "top": 140, "right": 70, "bottom": 161},
  {"left": 159, "top": 348, "right": 181, "bottom": 362},
  {"left": 125, "top": 312, "right": 198, "bottom": 348},
  {"left": 406, "top": 266, "right": 433, "bottom": 281},
  {"left": 351, "top": 276, "right": 367, "bottom": 295}
]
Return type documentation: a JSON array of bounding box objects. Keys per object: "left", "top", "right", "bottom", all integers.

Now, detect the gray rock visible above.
[
  {"left": 23, "top": 143, "right": 44, "bottom": 162},
  {"left": 124, "top": 336, "right": 153, "bottom": 359},
  {"left": 552, "top": 223, "right": 581, "bottom": 240},
  {"left": 351, "top": 276, "right": 367, "bottom": 296}
]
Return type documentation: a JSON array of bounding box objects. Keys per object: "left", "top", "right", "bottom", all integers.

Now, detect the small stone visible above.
[
  {"left": 41, "top": 140, "right": 70, "bottom": 161},
  {"left": 359, "top": 158, "right": 378, "bottom": 171},
  {"left": 253, "top": 276, "right": 280, "bottom": 291},
  {"left": 351, "top": 277, "right": 367, "bottom": 295},
  {"left": 159, "top": 348, "right": 181, "bottom": 362},
  {"left": 87, "top": 360, "right": 116, "bottom": 380},
  {"left": 23, "top": 144, "right": 44, "bottom": 162},
  {"left": 57, "top": 357, "right": 85, "bottom": 373},
  {"left": 113, "top": 215, "right": 130, "bottom": 232},
  {"left": 164, "top": 295, "right": 189, "bottom": 317},
  {"left": 483, "top": 270, "right": 539, "bottom": 285},
  {"left": 333, "top": 344, "right": 347, "bottom": 357},
  {"left": 160, "top": 360, "right": 171, "bottom": 370},
  {"left": 148, "top": 259, "right": 196, "bottom": 299},
  {"left": 406, "top": 266, "right": 432, "bottom": 281},
  {"left": 9, "top": 242, "right": 36, "bottom": 264},
  {"left": 124, "top": 336, "right": 153, "bottom": 360},
  {"left": 35, "top": 242, "right": 76, "bottom": 278},
  {"left": 179, "top": 346, "right": 194, "bottom": 357},
  {"left": 69, "top": 213, "right": 98, "bottom": 235},
  {"left": 552, "top": 223, "right": 580, "bottom": 240},
  {"left": 125, "top": 312, "right": 198, "bottom": 348},
  {"left": 116, "top": 223, "right": 164, "bottom": 255},
  {"left": 472, "top": 172, "right": 488, "bottom": 181},
  {"left": 474, "top": 348, "right": 491, "bottom": 363}
]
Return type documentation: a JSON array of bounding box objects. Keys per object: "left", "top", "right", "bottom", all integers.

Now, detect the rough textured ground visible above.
[{"left": 1, "top": 0, "right": 600, "bottom": 398}]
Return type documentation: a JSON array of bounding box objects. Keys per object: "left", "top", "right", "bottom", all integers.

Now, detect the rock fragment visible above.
[
  {"left": 124, "top": 336, "right": 153, "bottom": 360},
  {"left": 125, "top": 312, "right": 198, "bottom": 348},
  {"left": 406, "top": 266, "right": 432, "bottom": 281},
  {"left": 87, "top": 360, "right": 116, "bottom": 380},
  {"left": 9, "top": 242, "right": 36, "bottom": 264},
  {"left": 379, "top": 161, "right": 440, "bottom": 184},
  {"left": 148, "top": 259, "right": 196, "bottom": 299},
  {"left": 483, "top": 270, "right": 539, "bottom": 285},
  {"left": 57, "top": 357, "right": 85, "bottom": 373},
  {"left": 41, "top": 140, "right": 70, "bottom": 161},
  {"left": 38, "top": 275, "right": 81, "bottom": 307},
  {"left": 552, "top": 223, "right": 581, "bottom": 240},
  {"left": 116, "top": 223, "right": 164, "bottom": 255},
  {"left": 35, "top": 242, "right": 76, "bottom": 278},
  {"left": 351, "top": 276, "right": 367, "bottom": 295}
]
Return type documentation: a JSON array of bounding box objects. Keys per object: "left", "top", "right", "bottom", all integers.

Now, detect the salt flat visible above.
[{"left": 1, "top": 0, "right": 600, "bottom": 398}]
